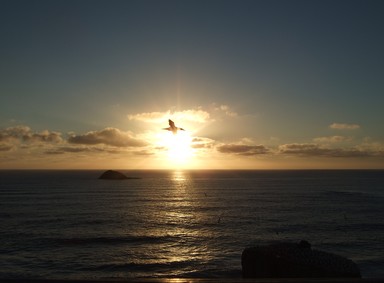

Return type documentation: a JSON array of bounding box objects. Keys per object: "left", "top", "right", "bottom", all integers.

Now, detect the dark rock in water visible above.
[
  {"left": 99, "top": 170, "right": 129, "bottom": 180},
  {"left": 242, "top": 241, "right": 361, "bottom": 278}
]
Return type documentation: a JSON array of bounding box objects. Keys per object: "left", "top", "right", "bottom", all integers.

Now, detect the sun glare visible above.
[{"left": 157, "top": 131, "right": 194, "bottom": 165}]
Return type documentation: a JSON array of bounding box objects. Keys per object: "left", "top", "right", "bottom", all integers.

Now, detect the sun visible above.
[{"left": 157, "top": 130, "right": 194, "bottom": 165}]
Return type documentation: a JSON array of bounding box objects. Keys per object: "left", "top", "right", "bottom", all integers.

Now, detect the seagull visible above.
[{"left": 163, "top": 119, "right": 185, "bottom": 135}]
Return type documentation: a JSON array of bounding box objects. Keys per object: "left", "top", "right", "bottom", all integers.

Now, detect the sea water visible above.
[{"left": 1, "top": 170, "right": 383, "bottom": 279}]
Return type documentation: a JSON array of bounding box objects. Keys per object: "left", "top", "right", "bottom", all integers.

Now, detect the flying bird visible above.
[{"left": 163, "top": 119, "right": 185, "bottom": 134}]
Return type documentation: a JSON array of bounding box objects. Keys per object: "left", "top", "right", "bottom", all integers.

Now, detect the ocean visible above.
[{"left": 1, "top": 170, "right": 383, "bottom": 279}]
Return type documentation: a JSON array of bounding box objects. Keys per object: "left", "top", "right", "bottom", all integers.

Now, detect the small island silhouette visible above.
[{"left": 99, "top": 170, "right": 140, "bottom": 180}]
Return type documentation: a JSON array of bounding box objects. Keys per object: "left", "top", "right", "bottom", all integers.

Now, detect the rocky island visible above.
[{"left": 98, "top": 170, "right": 140, "bottom": 180}]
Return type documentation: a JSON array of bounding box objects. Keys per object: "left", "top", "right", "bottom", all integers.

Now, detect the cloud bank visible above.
[
  {"left": 68, "top": 128, "right": 147, "bottom": 147},
  {"left": 191, "top": 137, "right": 215, "bottom": 149},
  {"left": 1, "top": 116, "right": 383, "bottom": 169},
  {"left": 0, "top": 125, "right": 63, "bottom": 143},
  {"left": 278, "top": 143, "right": 380, "bottom": 158},
  {"left": 0, "top": 126, "right": 63, "bottom": 152},
  {"left": 217, "top": 144, "right": 270, "bottom": 155}
]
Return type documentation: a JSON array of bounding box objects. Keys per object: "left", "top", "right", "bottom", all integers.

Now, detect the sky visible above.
[{"left": 1, "top": 0, "right": 384, "bottom": 169}]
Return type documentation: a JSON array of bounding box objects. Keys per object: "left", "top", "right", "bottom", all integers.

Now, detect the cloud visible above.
[
  {"left": 44, "top": 144, "right": 136, "bottom": 155},
  {"left": 67, "top": 128, "right": 147, "bottom": 147},
  {"left": 329, "top": 123, "right": 360, "bottom": 130},
  {"left": 278, "top": 143, "right": 323, "bottom": 155},
  {"left": 128, "top": 108, "right": 211, "bottom": 123},
  {"left": 26, "top": 130, "right": 63, "bottom": 143},
  {"left": 176, "top": 109, "right": 211, "bottom": 123},
  {"left": 214, "top": 104, "right": 238, "bottom": 117},
  {"left": 358, "top": 138, "right": 384, "bottom": 153},
  {"left": 128, "top": 111, "right": 169, "bottom": 123},
  {"left": 278, "top": 143, "right": 375, "bottom": 158},
  {"left": 313, "top": 136, "right": 352, "bottom": 143},
  {"left": 0, "top": 144, "right": 13, "bottom": 151},
  {"left": 0, "top": 125, "right": 63, "bottom": 144},
  {"left": 44, "top": 150, "right": 65, "bottom": 155},
  {"left": 133, "top": 149, "right": 155, "bottom": 156},
  {"left": 0, "top": 126, "right": 30, "bottom": 144},
  {"left": 191, "top": 137, "right": 215, "bottom": 149},
  {"left": 0, "top": 125, "right": 30, "bottom": 140},
  {"left": 217, "top": 144, "right": 270, "bottom": 156},
  {"left": 44, "top": 147, "right": 92, "bottom": 155}
]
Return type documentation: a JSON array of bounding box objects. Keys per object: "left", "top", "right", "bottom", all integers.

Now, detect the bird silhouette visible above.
[{"left": 163, "top": 119, "right": 185, "bottom": 134}]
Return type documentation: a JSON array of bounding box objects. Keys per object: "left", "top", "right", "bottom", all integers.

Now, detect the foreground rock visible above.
[
  {"left": 99, "top": 170, "right": 140, "bottom": 180},
  {"left": 242, "top": 240, "right": 361, "bottom": 278}
]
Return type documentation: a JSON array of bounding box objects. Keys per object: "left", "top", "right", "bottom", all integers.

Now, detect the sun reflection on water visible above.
[
  {"left": 141, "top": 170, "right": 215, "bottom": 269},
  {"left": 120, "top": 170, "right": 220, "bottom": 276},
  {"left": 172, "top": 170, "right": 187, "bottom": 182}
]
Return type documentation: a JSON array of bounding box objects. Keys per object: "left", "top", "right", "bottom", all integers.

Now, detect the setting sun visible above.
[{"left": 156, "top": 130, "right": 194, "bottom": 165}]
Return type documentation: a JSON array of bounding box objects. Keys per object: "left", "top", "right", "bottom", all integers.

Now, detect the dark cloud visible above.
[
  {"left": 0, "top": 125, "right": 30, "bottom": 140},
  {"left": 25, "top": 130, "right": 63, "bottom": 143},
  {"left": 133, "top": 150, "right": 155, "bottom": 156},
  {"left": 0, "top": 126, "right": 62, "bottom": 143},
  {"left": 44, "top": 150, "right": 65, "bottom": 155},
  {"left": 60, "top": 147, "right": 91, "bottom": 153},
  {"left": 0, "top": 126, "right": 63, "bottom": 153},
  {"left": 278, "top": 143, "right": 378, "bottom": 158},
  {"left": 217, "top": 144, "right": 270, "bottom": 155},
  {"left": 67, "top": 127, "right": 147, "bottom": 147},
  {"left": 44, "top": 147, "right": 92, "bottom": 155},
  {"left": 44, "top": 145, "right": 129, "bottom": 155},
  {"left": 0, "top": 126, "right": 29, "bottom": 142},
  {"left": 191, "top": 137, "right": 215, "bottom": 149},
  {"left": 0, "top": 144, "right": 13, "bottom": 151}
]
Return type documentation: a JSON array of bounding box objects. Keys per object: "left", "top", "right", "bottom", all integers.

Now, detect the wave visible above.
[
  {"left": 323, "top": 189, "right": 384, "bottom": 200},
  {"left": 81, "top": 261, "right": 242, "bottom": 278},
  {"left": 323, "top": 190, "right": 369, "bottom": 198},
  {"left": 335, "top": 222, "right": 384, "bottom": 232},
  {"left": 89, "top": 260, "right": 196, "bottom": 272},
  {"left": 50, "top": 235, "right": 178, "bottom": 246},
  {"left": 2, "top": 170, "right": 383, "bottom": 279}
]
